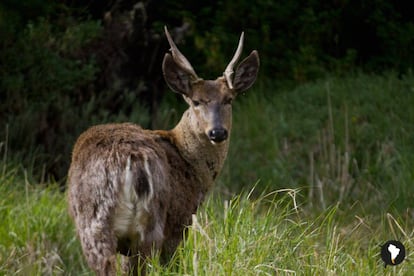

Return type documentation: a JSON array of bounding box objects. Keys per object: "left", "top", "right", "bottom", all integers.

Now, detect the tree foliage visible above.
[{"left": 0, "top": 0, "right": 413, "bottom": 180}]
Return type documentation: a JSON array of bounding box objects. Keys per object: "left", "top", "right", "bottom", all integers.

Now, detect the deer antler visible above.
[
  {"left": 223, "top": 32, "right": 244, "bottom": 89},
  {"left": 164, "top": 26, "right": 198, "bottom": 79}
]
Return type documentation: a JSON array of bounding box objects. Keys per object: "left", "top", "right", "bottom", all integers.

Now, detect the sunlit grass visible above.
[{"left": 1, "top": 179, "right": 413, "bottom": 275}]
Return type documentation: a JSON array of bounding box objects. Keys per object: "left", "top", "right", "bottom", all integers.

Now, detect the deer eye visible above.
[{"left": 192, "top": 100, "right": 200, "bottom": 107}]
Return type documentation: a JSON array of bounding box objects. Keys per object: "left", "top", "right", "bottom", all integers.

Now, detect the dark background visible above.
[{"left": 1, "top": 0, "right": 413, "bottom": 181}]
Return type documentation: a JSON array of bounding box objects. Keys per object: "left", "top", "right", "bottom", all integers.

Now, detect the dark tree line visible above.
[{"left": 0, "top": 0, "right": 413, "bottom": 180}]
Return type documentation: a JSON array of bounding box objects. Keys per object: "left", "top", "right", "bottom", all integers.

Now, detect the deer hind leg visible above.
[
  {"left": 77, "top": 219, "right": 118, "bottom": 276},
  {"left": 120, "top": 239, "right": 163, "bottom": 276},
  {"left": 118, "top": 218, "right": 165, "bottom": 275},
  {"left": 73, "top": 195, "right": 119, "bottom": 275},
  {"left": 121, "top": 254, "right": 147, "bottom": 276}
]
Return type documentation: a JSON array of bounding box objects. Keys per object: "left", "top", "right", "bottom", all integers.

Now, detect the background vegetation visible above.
[
  {"left": 1, "top": 0, "right": 414, "bottom": 179},
  {"left": 1, "top": 0, "right": 413, "bottom": 274}
]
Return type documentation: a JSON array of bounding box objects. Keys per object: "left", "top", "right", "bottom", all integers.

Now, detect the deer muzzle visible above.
[{"left": 208, "top": 128, "right": 228, "bottom": 143}]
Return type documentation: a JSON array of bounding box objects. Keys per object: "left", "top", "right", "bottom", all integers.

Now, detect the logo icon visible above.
[{"left": 380, "top": 240, "right": 406, "bottom": 267}]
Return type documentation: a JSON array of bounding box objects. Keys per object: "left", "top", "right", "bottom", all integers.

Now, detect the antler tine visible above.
[
  {"left": 224, "top": 32, "right": 244, "bottom": 89},
  {"left": 164, "top": 26, "right": 198, "bottom": 78}
]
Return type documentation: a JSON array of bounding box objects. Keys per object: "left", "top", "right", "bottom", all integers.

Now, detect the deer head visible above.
[{"left": 162, "top": 26, "right": 259, "bottom": 144}]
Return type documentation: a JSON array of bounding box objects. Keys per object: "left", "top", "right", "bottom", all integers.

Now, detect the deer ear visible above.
[
  {"left": 162, "top": 53, "right": 193, "bottom": 96},
  {"left": 233, "top": 50, "right": 260, "bottom": 92}
]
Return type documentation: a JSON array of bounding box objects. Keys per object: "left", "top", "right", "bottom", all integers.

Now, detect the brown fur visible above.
[{"left": 67, "top": 32, "right": 259, "bottom": 275}]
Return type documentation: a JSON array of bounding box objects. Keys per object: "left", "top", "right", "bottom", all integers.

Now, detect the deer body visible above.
[{"left": 67, "top": 27, "right": 259, "bottom": 275}]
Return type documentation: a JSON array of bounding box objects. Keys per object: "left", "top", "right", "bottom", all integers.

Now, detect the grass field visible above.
[{"left": 1, "top": 72, "right": 413, "bottom": 274}]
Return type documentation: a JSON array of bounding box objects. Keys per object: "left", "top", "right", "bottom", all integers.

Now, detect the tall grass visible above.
[
  {"left": 1, "top": 180, "right": 413, "bottom": 275},
  {"left": 0, "top": 171, "right": 86, "bottom": 274},
  {"left": 1, "top": 72, "right": 413, "bottom": 274},
  {"left": 224, "top": 72, "right": 414, "bottom": 211}
]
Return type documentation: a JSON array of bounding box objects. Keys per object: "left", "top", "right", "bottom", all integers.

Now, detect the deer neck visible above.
[{"left": 171, "top": 109, "right": 230, "bottom": 183}]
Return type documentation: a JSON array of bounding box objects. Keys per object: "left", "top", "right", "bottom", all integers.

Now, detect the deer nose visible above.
[{"left": 208, "top": 128, "right": 228, "bottom": 143}]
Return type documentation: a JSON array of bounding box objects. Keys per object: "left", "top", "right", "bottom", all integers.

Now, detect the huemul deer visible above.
[{"left": 67, "top": 26, "right": 259, "bottom": 275}]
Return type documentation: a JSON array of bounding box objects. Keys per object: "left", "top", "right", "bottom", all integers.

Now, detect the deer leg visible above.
[
  {"left": 120, "top": 236, "right": 164, "bottom": 275},
  {"left": 77, "top": 218, "right": 118, "bottom": 276},
  {"left": 121, "top": 254, "right": 147, "bottom": 276}
]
